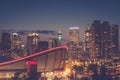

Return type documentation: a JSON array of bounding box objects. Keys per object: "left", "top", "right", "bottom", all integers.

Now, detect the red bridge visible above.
[{"left": 0, "top": 46, "right": 68, "bottom": 73}]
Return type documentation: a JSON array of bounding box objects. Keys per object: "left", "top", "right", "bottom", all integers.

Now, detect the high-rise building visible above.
[
  {"left": 101, "top": 21, "right": 111, "bottom": 57},
  {"left": 68, "top": 27, "right": 79, "bottom": 59},
  {"left": 91, "top": 20, "right": 102, "bottom": 58},
  {"left": 11, "top": 33, "right": 22, "bottom": 49},
  {"left": 69, "top": 27, "right": 79, "bottom": 47},
  {"left": 109, "top": 24, "right": 119, "bottom": 56},
  {"left": 26, "top": 33, "right": 39, "bottom": 55},
  {"left": 89, "top": 20, "right": 119, "bottom": 58},
  {"left": 85, "top": 27, "right": 93, "bottom": 58},
  {"left": 0, "top": 33, "right": 11, "bottom": 50}
]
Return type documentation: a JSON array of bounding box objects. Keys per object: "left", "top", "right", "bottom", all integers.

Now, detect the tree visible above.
[
  {"left": 88, "top": 64, "right": 99, "bottom": 80},
  {"left": 72, "top": 65, "right": 83, "bottom": 74},
  {"left": 11, "top": 72, "right": 21, "bottom": 80},
  {"left": 88, "top": 64, "right": 98, "bottom": 74}
]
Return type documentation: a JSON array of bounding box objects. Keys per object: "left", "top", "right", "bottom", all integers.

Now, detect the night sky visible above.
[{"left": 0, "top": 0, "right": 120, "bottom": 34}]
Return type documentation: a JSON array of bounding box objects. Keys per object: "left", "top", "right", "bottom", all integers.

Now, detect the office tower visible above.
[
  {"left": 11, "top": 33, "right": 22, "bottom": 49},
  {"left": 101, "top": 22, "right": 119, "bottom": 57},
  {"left": 109, "top": 24, "right": 119, "bottom": 56},
  {"left": 0, "top": 33, "right": 11, "bottom": 50},
  {"left": 85, "top": 27, "right": 91, "bottom": 53},
  {"left": 89, "top": 20, "right": 119, "bottom": 58},
  {"left": 101, "top": 21, "right": 110, "bottom": 57},
  {"left": 69, "top": 27, "right": 79, "bottom": 47},
  {"left": 68, "top": 27, "right": 79, "bottom": 59},
  {"left": 38, "top": 41, "right": 49, "bottom": 51},
  {"left": 26, "top": 33, "right": 39, "bottom": 55},
  {"left": 85, "top": 27, "right": 93, "bottom": 58},
  {"left": 91, "top": 20, "right": 102, "bottom": 58}
]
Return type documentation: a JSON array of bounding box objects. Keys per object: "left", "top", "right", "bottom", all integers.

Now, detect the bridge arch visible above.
[{"left": 0, "top": 46, "right": 68, "bottom": 72}]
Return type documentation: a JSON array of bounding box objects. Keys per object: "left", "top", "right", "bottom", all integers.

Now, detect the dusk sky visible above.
[{"left": 0, "top": 0, "right": 120, "bottom": 34}]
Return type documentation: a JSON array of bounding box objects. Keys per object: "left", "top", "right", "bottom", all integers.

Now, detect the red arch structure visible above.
[{"left": 0, "top": 46, "right": 68, "bottom": 72}]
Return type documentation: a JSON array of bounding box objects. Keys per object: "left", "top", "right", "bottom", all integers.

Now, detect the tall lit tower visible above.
[
  {"left": 58, "top": 30, "right": 62, "bottom": 46},
  {"left": 26, "top": 33, "right": 39, "bottom": 55},
  {"left": 12, "top": 33, "right": 21, "bottom": 49},
  {"left": 69, "top": 26, "right": 79, "bottom": 47},
  {"left": 91, "top": 20, "right": 102, "bottom": 58},
  {"left": 85, "top": 27, "right": 91, "bottom": 52},
  {"left": 109, "top": 24, "right": 119, "bottom": 56},
  {"left": 101, "top": 21, "right": 110, "bottom": 57},
  {"left": 85, "top": 27, "right": 93, "bottom": 58},
  {"left": 68, "top": 27, "right": 79, "bottom": 59}
]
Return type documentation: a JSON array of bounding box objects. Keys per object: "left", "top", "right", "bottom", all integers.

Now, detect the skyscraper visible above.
[
  {"left": 0, "top": 33, "right": 11, "bottom": 50},
  {"left": 69, "top": 27, "right": 79, "bottom": 47},
  {"left": 109, "top": 24, "right": 119, "bottom": 56},
  {"left": 89, "top": 20, "right": 119, "bottom": 58},
  {"left": 11, "top": 33, "right": 21, "bottom": 49},
  {"left": 101, "top": 21, "right": 110, "bottom": 57},
  {"left": 85, "top": 27, "right": 93, "bottom": 58},
  {"left": 91, "top": 20, "right": 102, "bottom": 58},
  {"left": 68, "top": 27, "right": 79, "bottom": 59},
  {"left": 26, "top": 33, "right": 39, "bottom": 55}
]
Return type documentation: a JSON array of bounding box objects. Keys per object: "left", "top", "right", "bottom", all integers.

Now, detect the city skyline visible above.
[
  {"left": 0, "top": 0, "right": 120, "bottom": 78},
  {"left": 0, "top": 0, "right": 120, "bottom": 35}
]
